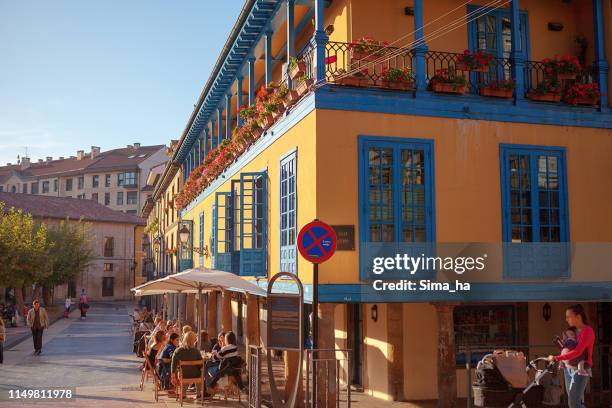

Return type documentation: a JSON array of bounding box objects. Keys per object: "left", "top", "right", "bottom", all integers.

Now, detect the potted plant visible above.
[
  {"left": 456, "top": 49, "right": 493, "bottom": 72},
  {"left": 563, "top": 82, "right": 600, "bottom": 106},
  {"left": 238, "top": 105, "right": 257, "bottom": 123},
  {"left": 379, "top": 67, "right": 414, "bottom": 91},
  {"left": 288, "top": 57, "right": 307, "bottom": 80},
  {"left": 429, "top": 69, "right": 468, "bottom": 94},
  {"left": 348, "top": 36, "right": 389, "bottom": 62},
  {"left": 295, "top": 73, "right": 314, "bottom": 96},
  {"left": 480, "top": 79, "right": 515, "bottom": 98},
  {"left": 332, "top": 68, "right": 369, "bottom": 87},
  {"left": 527, "top": 78, "right": 561, "bottom": 102},
  {"left": 542, "top": 55, "right": 581, "bottom": 80}
]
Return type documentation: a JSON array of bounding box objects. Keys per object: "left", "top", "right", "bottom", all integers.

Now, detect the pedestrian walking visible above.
[
  {"left": 26, "top": 299, "right": 49, "bottom": 355},
  {"left": 64, "top": 295, "right": 72, "bottom": 318},
  {"left": 0, "top": 317, "right": 6, "bottom": 363},
  {"left": 78, "top": 289, "right": 89, "bottom": 320}
]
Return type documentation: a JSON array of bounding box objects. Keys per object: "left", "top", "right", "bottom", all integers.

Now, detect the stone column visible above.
[
  {"left": 316, "top": 303, "right": 336, "bottom": 408},
  {"left": 221, "top": 289, "right": 232, "bottom": 332},
  {"left": 433, "top": 303, "right": 457, "bottom": 408},
  {"left": 245, "top": 294, "right": 260, "bottom": 348},
  {"left": 207, "top": 291, "right": 218, "bottom": 339},
  {"left": 387, "top": 303, "right": 404, "bottom": 401}
]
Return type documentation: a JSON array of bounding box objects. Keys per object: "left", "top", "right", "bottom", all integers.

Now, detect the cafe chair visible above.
[{"left": 177, "top": 359, "right": 205, "bottom": 406}]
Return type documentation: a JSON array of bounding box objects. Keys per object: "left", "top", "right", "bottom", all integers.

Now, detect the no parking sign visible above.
[{"left": 297, "top": 220, "right": 337, "bottom": 264}]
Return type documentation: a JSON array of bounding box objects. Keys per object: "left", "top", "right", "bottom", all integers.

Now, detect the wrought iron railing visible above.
[
  {"left": 324, "top": 41, "right": 414, "bottom": 85},
  {"left": 523, "top": 60, "right": 598, "bottom": 96}
]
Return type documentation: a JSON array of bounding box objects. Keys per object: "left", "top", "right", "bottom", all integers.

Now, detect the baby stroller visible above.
[{"left": 473, "top": 350, "right": 561, "bottom": 408}]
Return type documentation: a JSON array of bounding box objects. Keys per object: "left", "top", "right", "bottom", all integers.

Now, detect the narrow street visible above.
[{"left": 0, "top": 302, "right": 241, "bottom": 407}]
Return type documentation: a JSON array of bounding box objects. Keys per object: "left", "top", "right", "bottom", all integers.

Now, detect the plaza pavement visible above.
[{"left": 0, "top": 301, "right": 243, "bottom": 407}]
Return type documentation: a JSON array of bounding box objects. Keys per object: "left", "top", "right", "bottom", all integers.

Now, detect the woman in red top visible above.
[{"left": 548, "top": 304, "right": 595, "bottom": 408}]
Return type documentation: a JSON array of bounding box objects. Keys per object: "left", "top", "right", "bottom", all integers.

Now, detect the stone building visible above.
[
  {"left": 0, "top": 143, "right": 166, "bottom": 215},
  {"left": 0, "top": 192, "right": 145, "bottom": 302}
]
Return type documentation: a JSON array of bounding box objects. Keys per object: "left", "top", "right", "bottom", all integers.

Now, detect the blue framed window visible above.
[
  {"left": 240, "top": 172, "right": 267, "bottom": 276},
  {"left": 214, "top": 192, "right": 234, "bottom": 272},
  {"left": 178, "top": 220, "right": 193, "bottom": 271},
  {"left": 500, "top": 144, "right": 570, "bottom": 278},
  {"left": 280, "top": 151, "right": 297, "bottom": 274},
  {"left": 199, "top": 211, "right": 204, "bottom": 267},
  {"left": 359, "top": 137, "right": 435, "bottom": 243}
]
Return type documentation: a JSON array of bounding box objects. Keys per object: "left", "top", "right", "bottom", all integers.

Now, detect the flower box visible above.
[
  {"left": 334, "top": 74, "right": 369, "bottom": 87},
  {"left": 479, "top": 87, "right": 513, "bottom": 98},
  {"left": 557, "top": 73, "right": 577, "bottom": 80},
  {"left": 571, "top": 95, "right": 599, "bottom": 106},
  {"left": 380, "top": 79, "right": 414, "bottom": 91},
  {"left": 261, "top": 113, "right": 275, "bottom": 128},
  {"left": 295, "top": 78, "right": 314, "bottom": 96},
  {"left": 431, "top": 82, "right": 467, "bottom": 94},
  {"left": 283, "top": 90, "right": 300, "bottom": 108},
  {"left": 289, "top": 61, "right": 306, "bottom": 80},
  {"left": 456, "top": 62, "right": 489, "bottom": 73},
  {"left": 527, "top": 92, "right": 561, "bottom": 102}
]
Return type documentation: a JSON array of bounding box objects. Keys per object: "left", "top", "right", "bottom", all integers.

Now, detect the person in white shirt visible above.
[{"left": 64, "top": 296, "right": 72, "bottom": 318}]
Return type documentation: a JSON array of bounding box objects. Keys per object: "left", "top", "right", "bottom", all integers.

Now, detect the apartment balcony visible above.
[{"left": 301, "top": 41, "right": 604, "bottom": 109}]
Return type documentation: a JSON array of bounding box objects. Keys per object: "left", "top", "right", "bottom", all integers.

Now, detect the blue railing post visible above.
[
  {"left": 211, "top": 119, "right": 217, "bottom": 150},
  {"left": 203, "top": 126, "right": 209, "bottom": 159},
  {"left": 286, "top": 0, "right": 295, "bottom": 88},
  {"left": 593, "top": 0, "right": 609, "bottom": 110},
  {"left": 413, "top": 0, "right": 428, "bottom": 92},
  {"left": 265, "top": 30, "right": 274, "bottom": 86},
  {"left": 248, "top": 56, "right": 256, "bottom": 105},
  {"left": 311, "top": 0, "right": 328, "bottom": 84},
  {"left": 217, "top": 109, "right": 223, "bottom": 146},
  {"left": 236, "top": 76, "right": 243, "bottom": 127},
  {"left": 225, "top": 93, "right": 232, "bottom": 140},
  {"left": 510, "top": 0, "right": 525, "bottom": 103}
]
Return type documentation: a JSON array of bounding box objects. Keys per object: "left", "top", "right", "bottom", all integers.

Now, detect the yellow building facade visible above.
[{"left": 154, "top": 0, "right": 612, "bottom": 404}]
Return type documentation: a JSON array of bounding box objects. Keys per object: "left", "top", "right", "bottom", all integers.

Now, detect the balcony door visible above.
[{"left": 468, "top": 5, "right": 530, "bottom": 80}]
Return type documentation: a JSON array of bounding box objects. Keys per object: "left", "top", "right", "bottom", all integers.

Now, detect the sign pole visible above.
[{"left": 312, "top": 262, "right": 318, "bottom": 406}]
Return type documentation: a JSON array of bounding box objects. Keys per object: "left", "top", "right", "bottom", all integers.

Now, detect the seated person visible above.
[
  {"left": 147, "top": 330, "right": 166, "bottom": 371},
  {"left": 166, "top": 321, "right": 175, "bottom": 336},
  {"left": 180, "top": 325, "right": 193, "bottom": 347},
  {"left": 171, "top": 331, "right": 203, "bottom": 395},
  {"left": 133, "top": 308, "right": 141, "bottom": 322},
  {"left": 206, "top": 331, "right": 243, "bottom": 391},
  {"left": 158, "top": 333, "right": 180, "bottom": 390},
  {"left": 148, "top": 318, "right": 166, "bottom": 349},
  {"left": 205, "top": 332, "right": 225, "bottom": 373}
]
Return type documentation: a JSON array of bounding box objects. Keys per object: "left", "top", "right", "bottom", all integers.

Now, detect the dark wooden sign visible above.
[
  {"left": 267, "top": 295, "right": 301, "bottom": 350},
  {"left": 332, "top": 225, "right": 355, "bottom": 250}
]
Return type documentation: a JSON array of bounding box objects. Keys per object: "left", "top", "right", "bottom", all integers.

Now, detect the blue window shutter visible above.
[
  {"left": 280, "top": 151, "right": 298, "bottom": 274},
  {"left": 179, "top": 220, "right": 193, "bottom": 271},
  {"left": 199, "top": 212, "right": 204, "bottom": 267},
  {"left": 240, "top": 171, "right": 267, "bottom": 276},
  {"left": 214, "top": 192, "right": 233, "bottom": 272},
  {"left": 500, "top": 144, "right": 570, "bottom": 279}
]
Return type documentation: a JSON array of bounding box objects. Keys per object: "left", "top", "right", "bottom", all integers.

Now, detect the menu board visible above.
[{"left": 267, "top": 295, "right": 301, "bottom": 350}]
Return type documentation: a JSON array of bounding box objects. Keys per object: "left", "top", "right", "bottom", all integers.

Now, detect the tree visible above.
[
  {"left": 0, "top": 202, "right": 53, "bottom": 310},
  {"left": 41, "top": 219, "right": 95, "bottom": 305}
]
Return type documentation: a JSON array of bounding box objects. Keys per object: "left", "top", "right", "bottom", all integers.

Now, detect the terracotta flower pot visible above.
[
  {"left": 380, "top": 79, "right": 414, "bottom": 91},
  {"left": 557, "top": 73, "right": 577, "bottom": 80},
  {"left": 289, "top": 62, "right": 306, "bottom": 80},
  {"left": 283, "top": 90, "right": 300, "bottom": 108},
  {"left": 351, "top": 49, "right": 381, "bottom": 62},
  {"left": 456, "top": 62, "right": 489, "bottom": 73},
  {"left": 570, "top": 95, "right": 599, "bottom": 106},
  {"left": 479, "top": 87, "right": 513, "bottom": 98},
  {"left": 261, "top": 113, "right": 274, "bottom": 128},
  {"left": 296, "top": 78, "right": 314, "bottom": 96},
  {"left": 431, "top": 82, "right": 467, "bottom": 94},
  {"left": 334, "top": 75, "right": 368, "bottom": 87},
  {"left": 527, "top": 92, "right": 561, "bottom": 102}
]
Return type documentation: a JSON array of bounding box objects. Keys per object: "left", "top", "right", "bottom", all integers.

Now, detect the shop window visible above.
[
  {"left": 280, "top": 151, "right": 297, "bottom": 274},
  {"left": 500, "top": 145, "right": 570, "bottom": 278},
  {"left": 454, "top": 305, "right": 515, "bottom": 365}
]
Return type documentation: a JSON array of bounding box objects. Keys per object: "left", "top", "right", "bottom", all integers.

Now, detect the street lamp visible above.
[
  {"left": 179, "top": 224, "right": 190, "bottom": 244},
  {"left": 153, "top": 236, "right": 161, "bottom": 254}
]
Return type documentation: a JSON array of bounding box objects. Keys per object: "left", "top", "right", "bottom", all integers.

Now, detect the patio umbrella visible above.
[{"left": 131, "top": 268, "right": 266, "bottom": 349}]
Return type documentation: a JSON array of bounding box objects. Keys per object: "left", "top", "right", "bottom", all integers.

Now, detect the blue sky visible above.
[{"left": 0, "top": 1, "right": 244, "bottom": 165}]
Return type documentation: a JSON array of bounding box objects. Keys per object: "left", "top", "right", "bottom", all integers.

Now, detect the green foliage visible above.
[{"left": 0, "top": 202, "right": 53, "bottom": 288}]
